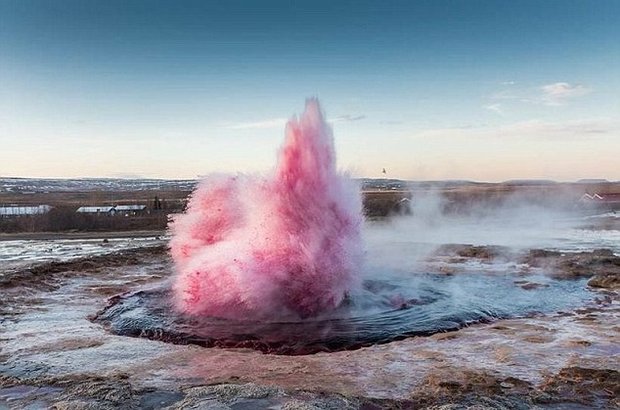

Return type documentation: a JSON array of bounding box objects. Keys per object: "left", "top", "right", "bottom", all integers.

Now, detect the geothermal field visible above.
[{"left": 0, "top": 101, "right": 618, "bottom": 409}]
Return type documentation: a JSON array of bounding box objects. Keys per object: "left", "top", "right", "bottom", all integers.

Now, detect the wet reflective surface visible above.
[
  {"left": 0, "top": 236, "right": 165, "bottom": 271},
  {"left": 1, "top": 213, "right": 618, "bottom": 408},
  {"left": 93, "top": 272, "right": 592, "bottom": 354}
]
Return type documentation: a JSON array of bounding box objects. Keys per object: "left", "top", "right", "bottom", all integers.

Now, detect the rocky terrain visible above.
[{"left": 1, "top": 243, "right": 618, "bottom": 409}]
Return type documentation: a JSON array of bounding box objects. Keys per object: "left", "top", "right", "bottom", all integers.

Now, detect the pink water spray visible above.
[{"left": 169, "top": 99, "right": 363, "bottom": 320}]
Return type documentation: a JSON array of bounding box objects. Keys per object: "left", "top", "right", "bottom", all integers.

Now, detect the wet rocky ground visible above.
[{"left": 1, "top": 244, "right": 619, "bottom": 409}]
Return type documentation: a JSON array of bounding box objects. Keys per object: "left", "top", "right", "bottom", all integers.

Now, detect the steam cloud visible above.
[{"left": 169, "top": 99, "right": 363, "bottom": 320}]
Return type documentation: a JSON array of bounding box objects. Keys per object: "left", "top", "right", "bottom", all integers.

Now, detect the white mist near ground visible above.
[{"left": 362, "top": 189, "right": 618, "bottom": 277}]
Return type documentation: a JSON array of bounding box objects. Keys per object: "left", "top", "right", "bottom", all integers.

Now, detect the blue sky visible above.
[{"left": 1, "top": 0, "right": 618, "bottom": 181}]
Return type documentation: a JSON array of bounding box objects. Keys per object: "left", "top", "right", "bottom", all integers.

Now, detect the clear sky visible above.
[{"left": 1, "top": 0, "right": 618, "bottom": 181}]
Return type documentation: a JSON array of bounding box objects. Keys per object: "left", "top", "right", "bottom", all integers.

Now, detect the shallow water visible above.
[
  {"left": 0, "top": 236, "right": 165, "bottom": 271},
  {"left": 93, "top": 271, "right": 593, "bottom": 355}
]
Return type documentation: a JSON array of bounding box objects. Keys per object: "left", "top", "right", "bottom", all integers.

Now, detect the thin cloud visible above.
[
  {"left": 484, "top": 103, "right": 504, "bottom": 116},
  {"left": 489, "top": 82, "right": 591, "bottom": 107},
  {"left": 540, "top": 82, "right": 591, "bottom": 106},
  {"left": 412, "top": 118, "right": 617, "bottom": 140},
  {"left": 222, "top": 114, "right": 366, "bottom": 129},
  {"left": 329, "top": 114, "right": 367, "bottom": 123},
  {"left": 223, "top": 118, "right": 287, "bottom": 130}
]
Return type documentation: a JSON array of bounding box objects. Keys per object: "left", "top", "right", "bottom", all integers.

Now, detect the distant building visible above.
[
  {"left": 75, "top": 205, "right": 148, "bottom": 216},
  {"left": 114, "top": 205, "right": 147, "bottom": 216},
  {"left": 0, "top": 205, "right": 52, "bottom": 217},
  {"left": 578, "top": 193, "right": 620, "bottom": 210},
  {"left": 579, "top": 193, "right": 603, "bottom": 201},
  {"left": 114, "top": 205, "right": 147, "bottom": 212},
  {"left": 76, "top": 206, "right": 116, "bottom": 214}
]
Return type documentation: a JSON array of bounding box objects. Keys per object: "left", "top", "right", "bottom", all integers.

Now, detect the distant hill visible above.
[
  {"left": 1, "top": 177, "right": 616, "bottom": 194},
  {"left": 501, "top": 179, "right": 558, "bottom": 186},
  {"left": 0, "top": 178, "right": 198, "bottom": 193},
  {"left": 576, "top": 179, "right": 610, "bottom": 184}
]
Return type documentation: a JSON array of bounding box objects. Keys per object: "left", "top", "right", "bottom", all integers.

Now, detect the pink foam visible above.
[{"left": 169, "top": 99, "right": 362, "bottom": 319}]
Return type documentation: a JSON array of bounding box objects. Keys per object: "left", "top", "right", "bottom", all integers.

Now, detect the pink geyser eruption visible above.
[{"left": 169, "top": 99, "right": 363, "bottom": 320}]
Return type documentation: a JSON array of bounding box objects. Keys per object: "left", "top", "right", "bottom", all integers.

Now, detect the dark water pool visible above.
[{"left": 92, "top": 272, "right": 592, "bottom": 355}]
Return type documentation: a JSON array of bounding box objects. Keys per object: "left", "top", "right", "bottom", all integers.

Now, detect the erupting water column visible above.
[{"left": 169, "top": 99, "right": 363, "bottom": 320}]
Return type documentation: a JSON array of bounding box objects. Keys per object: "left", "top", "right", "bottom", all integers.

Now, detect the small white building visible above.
[
  {"left": 115, "top": 205, "right": 148, "bottom": 216},
  {"left": 579, "top": 193, "right": 604, "bottom": 202},
  {"left": 0, "top": 205, "right": 52, "bottom": 217},
  {"left": 114, "top": 205, "right": 147, "bottom": 212},
  {"left": 75, "top": 205, "right": 147, "bottom": 216},
  {"left": 76, "top": 206, "right": 116, "bottom": 214},
  {"left": 578, "top": 193, "right": 620, "bottom": 210}
]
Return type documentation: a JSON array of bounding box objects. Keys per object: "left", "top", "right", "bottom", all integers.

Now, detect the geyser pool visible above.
[
  {"left": 93, "top": 272, "right": 592, "bottom": 355},
  {"left": 169, "top": 98, "right": 362, "bottom": 320},
  {"left": 92, "top": 99, "right": 597, "bottom": 354}
]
